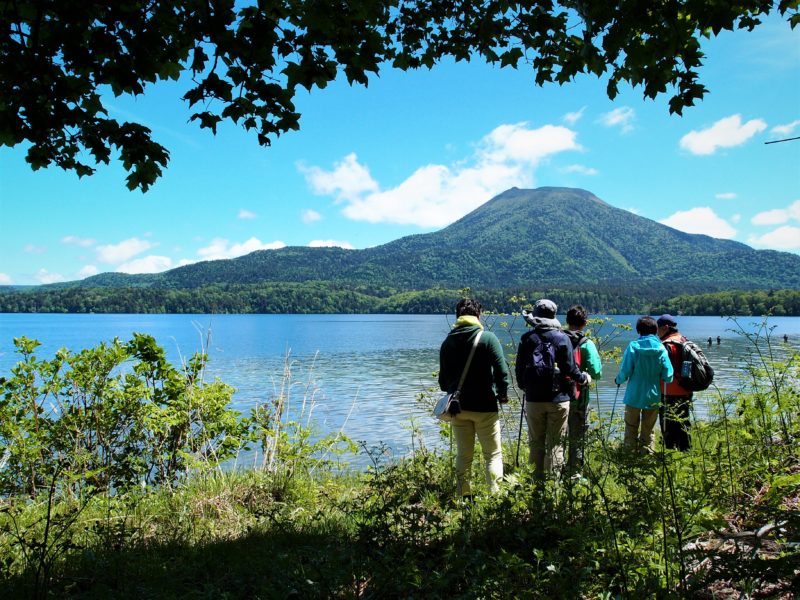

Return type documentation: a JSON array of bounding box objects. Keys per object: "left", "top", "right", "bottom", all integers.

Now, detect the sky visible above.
[{"left": 1, "top": 13, "right": 799, "bottom": 286}]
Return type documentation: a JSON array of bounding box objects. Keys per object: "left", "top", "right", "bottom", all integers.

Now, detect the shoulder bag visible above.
[{"left": 433, "top": 330, "right": 483, "bottom": 422}]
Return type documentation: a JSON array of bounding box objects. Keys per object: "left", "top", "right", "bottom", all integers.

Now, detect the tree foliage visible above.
[{"left": 2, "top": 1, "right": 797, "bottom": 190}]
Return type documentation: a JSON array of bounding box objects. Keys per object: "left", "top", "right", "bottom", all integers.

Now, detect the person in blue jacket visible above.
[{"left": 614, "top": 316, "right": 673, "bottom": 454}]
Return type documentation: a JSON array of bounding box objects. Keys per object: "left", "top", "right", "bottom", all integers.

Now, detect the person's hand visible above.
[
  {"left": 583, "top": 373, "right": 592, "bottom": 385},
  {"left": 497, "top": 395, "right": 509, "bottom": 405}
]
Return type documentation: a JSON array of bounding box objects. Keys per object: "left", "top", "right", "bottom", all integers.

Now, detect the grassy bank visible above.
[{"left": 0, "top": 323, "right": 798, "bottom": 598}]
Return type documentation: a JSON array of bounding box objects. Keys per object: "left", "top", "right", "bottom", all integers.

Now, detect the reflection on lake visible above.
[{"left": 1, "top": 313, "right": 798, "bottom": 463}]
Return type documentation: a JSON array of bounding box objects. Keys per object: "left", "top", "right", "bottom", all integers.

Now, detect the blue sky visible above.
[{"left": 1, "top": 14, "right": 799, "bottom": 286}]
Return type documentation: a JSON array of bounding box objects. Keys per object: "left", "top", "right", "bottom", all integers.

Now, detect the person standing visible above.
[
  {"left": 516, "top": 299, "right": 591, "bottom": 476},
  {"left": 439, "top": 298, "right": 510, "bottom": 499},
  {"left": 615, "top": 316, "right": 673, "bottom": 454},
  {"left": 658, "top": 314, "right": 694, "bottom": 451},
  {"left": 563, "top": 305, "right": 603, "bottom": 475}
]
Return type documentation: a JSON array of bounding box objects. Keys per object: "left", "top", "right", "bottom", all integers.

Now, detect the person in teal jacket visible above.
[
  {"left": 564, "top": 305, "right": 603, "bottom": 473},
  {"left": 614, "top": 316, "right": 673, "bottom": 454}
]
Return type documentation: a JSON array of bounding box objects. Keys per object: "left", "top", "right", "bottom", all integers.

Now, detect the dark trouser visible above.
[
  {"left": 567, "top": 401, "right": 588, "bottom": 472},
  {"left": 659, "top": 395, "right": 693, "bottom": 451}
]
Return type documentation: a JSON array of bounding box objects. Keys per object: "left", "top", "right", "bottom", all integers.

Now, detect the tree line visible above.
[{"left": 1, "top": 284, "right": 798, "bottom": 316}]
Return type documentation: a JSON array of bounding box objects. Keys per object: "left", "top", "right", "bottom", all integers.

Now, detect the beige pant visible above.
[
  {"left": 451, "top": 410, "right": 503, "bottom": 496},
  {"left": 526, "top": 401, "right": 569, "bottom": 475},
  {"left": 624, "top": 406, "right": 659, "bottom": 454}
]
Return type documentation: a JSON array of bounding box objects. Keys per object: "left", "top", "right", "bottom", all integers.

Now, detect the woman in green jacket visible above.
[
  {"left": 439, "top": 298, "right": 510, "bottom": 498},
  {"left": 564, "top": 305, "right": 603, "bottom": 474}
]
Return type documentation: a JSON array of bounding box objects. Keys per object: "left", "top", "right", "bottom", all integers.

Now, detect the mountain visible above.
[{"left": 67, "top": 187, "right": 800, "bottom": 291}]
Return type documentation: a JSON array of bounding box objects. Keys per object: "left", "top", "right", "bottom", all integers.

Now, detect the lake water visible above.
[{"left": 1, "top": 313, "right": 798, "bottom": 464}]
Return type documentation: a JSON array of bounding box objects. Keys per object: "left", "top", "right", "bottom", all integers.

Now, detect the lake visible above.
[{"left": 1, "top": 313, "right": 798, "bottom": 464}]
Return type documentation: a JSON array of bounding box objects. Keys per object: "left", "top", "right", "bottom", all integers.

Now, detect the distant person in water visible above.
[
  {"left": 615, "top": 316, "right": 673, "bottom": 454},
  {"left": 439, "top": 298, "right": 510, "bottom": 499},
  {"left": 717, "top": 336, "right": 721, "bottom": 345},
  {"left": 707, "top": 337, "right": 713, "bottom": 347},
  {"left": 784, "top": 334, "right": 789, "bottom": 343}
]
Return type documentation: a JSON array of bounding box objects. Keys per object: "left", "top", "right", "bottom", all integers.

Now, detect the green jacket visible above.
[
  {"left": 439, "top": 321, "right": 510, "bottom": 413},
  {"left": 565, "top": 329, "right": 603, "bottom": 406}
]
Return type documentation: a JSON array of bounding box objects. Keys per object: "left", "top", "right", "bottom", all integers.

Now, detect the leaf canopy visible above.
[{"left": 1, "top": 0, "right": 797, "bottom": 190}]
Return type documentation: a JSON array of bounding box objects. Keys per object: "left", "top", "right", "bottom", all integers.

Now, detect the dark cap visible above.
[
  {"left": 657, "top": 314, "right": 678, "bottom": 327},
  {"left": 533, "top": 298, "right": 558, "bottom": 319}
]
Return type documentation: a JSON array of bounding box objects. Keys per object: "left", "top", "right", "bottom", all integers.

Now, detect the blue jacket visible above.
[{"left": 614, "top": 334, "right": 673, "bottom": 410}]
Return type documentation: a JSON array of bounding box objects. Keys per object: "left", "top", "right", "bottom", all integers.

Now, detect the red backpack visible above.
[{"left": 568, "top": 334, "right": 585, "bottom": 399}]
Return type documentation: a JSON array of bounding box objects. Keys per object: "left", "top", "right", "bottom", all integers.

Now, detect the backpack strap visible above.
[{"left": 456, "top": 330, "right": 483, "bottom": 393}]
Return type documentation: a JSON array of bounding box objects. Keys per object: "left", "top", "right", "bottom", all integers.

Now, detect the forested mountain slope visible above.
[{"left": 65, "top": 187, "right": 800, "bottom": 291}]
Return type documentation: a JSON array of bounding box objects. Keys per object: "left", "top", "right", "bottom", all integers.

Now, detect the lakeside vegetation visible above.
[
  {"left": 1, "top": 285, "right": 799, "bottom": 316},
  {"left": 0, "top": 319, "right": 798, "bottom": 598}
]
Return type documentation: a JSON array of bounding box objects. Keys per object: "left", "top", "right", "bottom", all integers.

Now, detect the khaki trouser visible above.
[
  {"left": 526, "top": 401, "right": 569, "bottom": 475},
  {"left": 451, "top": 410, "right": 503, "bottom": 496},
  {"left": 624, "top": 406, "right": 659, "bottom": 454}
]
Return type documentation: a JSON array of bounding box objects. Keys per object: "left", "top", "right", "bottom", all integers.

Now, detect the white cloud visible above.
[
  {"left": 659, "top": 207, "right": 737, "bottom": 238},
  {"left": 308, "top": 240, "right": 355, "bottom": 249},
  {"left": 62, "top": 235, "right": 96, "bottom": 247},
  {"left": 117, "top": 255, "right": 173, "bottom": 274},
  {"left": 24, "top": 244, "right": 47, "bottom": 254},
  {"left": 748, "top": 226, "right": 800, "bottom": 250},
  {"left": 0, "top": 273, "right": 12, "bottom": 285},
  {"left": 96, "top": 237, "right": 154, "bottom": 264},
  {"left": 751, "top": 200, "right": 800, "bottom": 225},
  {"left": 679, "top": 114, "right": 767, "bottom": 155},
  {"left": 715, "top": 192, "right": 737, "bottom": 200},
  {"left": 770, "top": 119, "right": 800, "bottom": 137},
  {"left": 731, "top": 214, "right": 742, "bottom": 224},
  {"left": 560, "top": 164, "right": 599, "bottom": 176},
  {"left": 598, "top": 107, "right": 635, "bottom": 132},
  {"left": 302, "top": 122, "right": 581, "bottom": 227},
  {"left": 36, "top": 269, "right": 66, "bottom": 284},
  {"left": 300, "top": 153, "right": 379, "bottom": 203},
  {"left": 625, "top": 207, "right": 642, "bottom": 215},
  {"left": 238, "top": 209, "right": 257, "bottom": 220},
  {"left": 302, "top": 209, "right": 322, "bottom": 223},
  {"left": 197, "top": 237, "right": 286, "bottom": 260},
  {"left": 563, "top": 107, "right": 586, "bottom": 125},
  {"left": 77, "top": 265, "right": 99, "bottom": 279}
]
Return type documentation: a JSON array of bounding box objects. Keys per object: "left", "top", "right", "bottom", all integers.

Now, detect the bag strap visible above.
[{"left": 456, "top": 330, "right": 483, "bottom": 392}]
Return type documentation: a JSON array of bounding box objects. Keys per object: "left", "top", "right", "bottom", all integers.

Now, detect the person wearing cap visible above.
[
  {"left": 439, "top": 298, "right": 510, "bottom": 499},
  {"left": 615, "top": 316, "right": 673, "bottom": 454},
  {"left": 657, "top": 314, "right": 694, "bottom": 451},
  {"left": 516, "top": 299, "right": 591, "bottom": 476}
]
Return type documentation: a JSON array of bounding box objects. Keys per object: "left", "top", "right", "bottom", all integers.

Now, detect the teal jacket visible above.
[
  {"left": 565, "top": 329, "right": 603, "bottom": 406},
  {"left": 439, "top": 321, "right": 510, "bottom": 412},
  {"left": 614, "top": 334, "right": 673, "bottom": 410}
]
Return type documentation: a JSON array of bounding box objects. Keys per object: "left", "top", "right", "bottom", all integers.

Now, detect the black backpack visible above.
[
  {"left": 525, "top": 332, "right": 560, "bottom": 396},
  {"left": 666, "top": 338, "right": 714, "bottom": 392}
]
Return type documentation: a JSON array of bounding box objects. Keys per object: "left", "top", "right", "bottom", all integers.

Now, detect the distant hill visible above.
[
  {"left": 64, "top": 187, "right": 800, "bottom": 291},
  {"left": 3, "top": 187, "right": 799, "bottom": 314}
]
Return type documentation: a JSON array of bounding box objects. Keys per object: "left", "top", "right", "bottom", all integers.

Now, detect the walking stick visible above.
[
  {"left": 515, "top": 393, "right": 526, "bottom": 467},
  {"left": 610, "top": 384, "right": 621, "bottom": 426}
]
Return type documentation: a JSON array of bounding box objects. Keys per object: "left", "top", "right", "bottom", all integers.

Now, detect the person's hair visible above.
[
  {"left": 456, "top": 298, "right": 481, "bottom": 317},
  {"left": 636, "top": 316, "right": 658, "bottom": 336},
  {"left": 566, "top": 304, "right": 588, "bottom": 328}
]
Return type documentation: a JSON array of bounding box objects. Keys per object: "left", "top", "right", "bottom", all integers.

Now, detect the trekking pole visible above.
[
  {"left": 610, "top": 384, "right": 621, "bottom": 429},
  {"left": 515, "top": 393, "right": 526, "bottom": 467}
]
